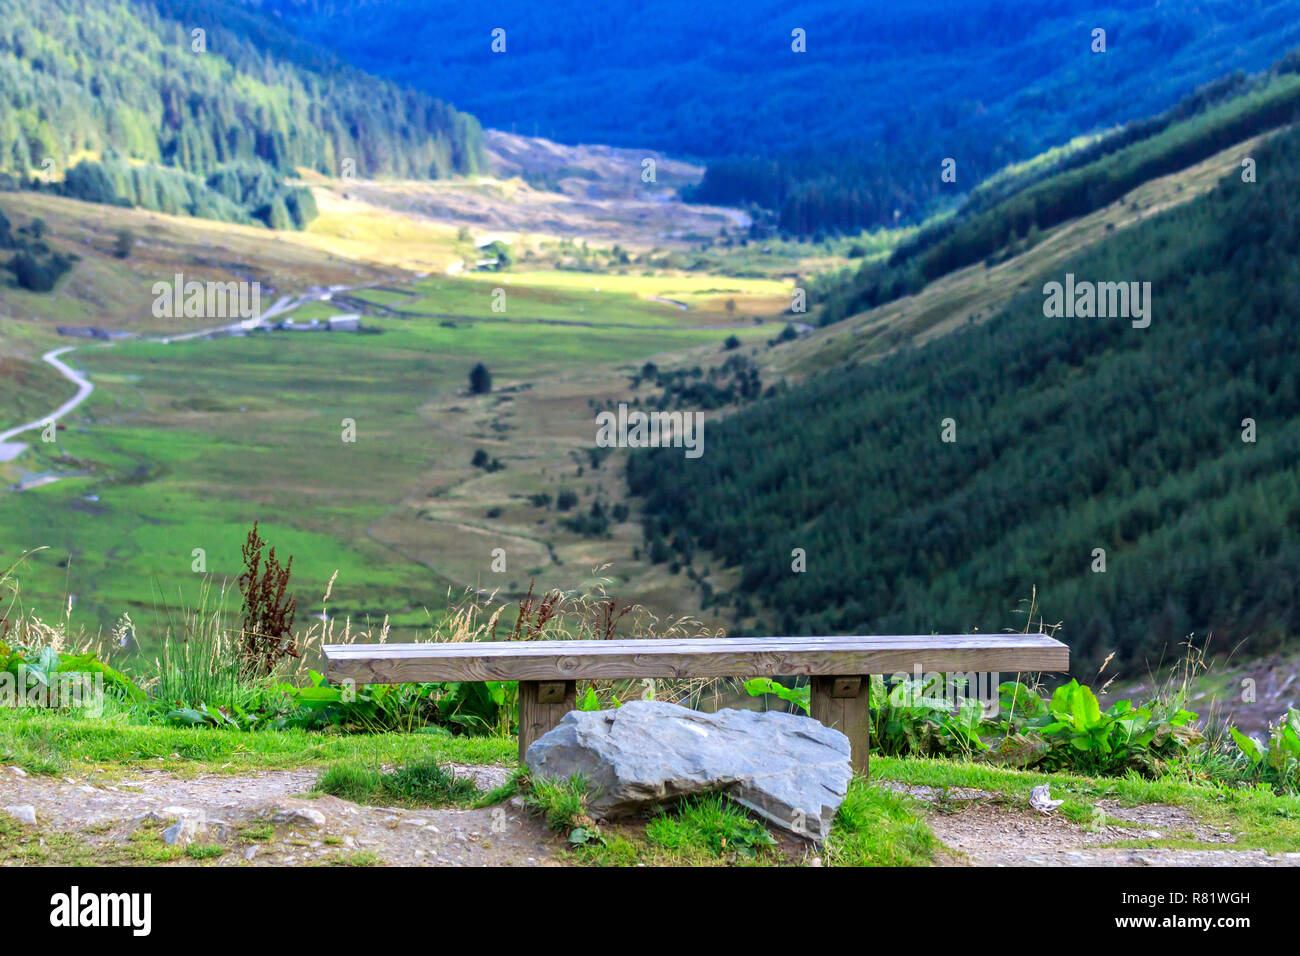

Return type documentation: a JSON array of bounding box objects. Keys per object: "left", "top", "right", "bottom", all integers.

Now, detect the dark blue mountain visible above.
[{"left": 255, "top": 0, "right": 1300, "bottom": 232}]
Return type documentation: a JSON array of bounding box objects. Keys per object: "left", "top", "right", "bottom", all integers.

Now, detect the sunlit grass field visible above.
[
  {"left": 392, "top": 270, "right": 792, "bottom": 327},
  {"left": 0, "top": 269, "right": 777, "bottom": 650}
]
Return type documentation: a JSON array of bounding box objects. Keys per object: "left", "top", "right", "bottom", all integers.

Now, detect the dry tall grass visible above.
[
  {"left": 294, "top": 564, "right": 736, "bottom": 709},
  {"left": 3, "top": 551, "right": 741, "bottom": 713}
]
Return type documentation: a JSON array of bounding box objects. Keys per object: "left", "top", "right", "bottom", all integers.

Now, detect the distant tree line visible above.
[{"left": 21, "top": 157, "right": 319, "bottom": 230}]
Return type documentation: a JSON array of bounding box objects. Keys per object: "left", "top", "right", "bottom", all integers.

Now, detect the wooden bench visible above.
[{"left": 323, "top": 633, "right": 1069, "bottom": 774}]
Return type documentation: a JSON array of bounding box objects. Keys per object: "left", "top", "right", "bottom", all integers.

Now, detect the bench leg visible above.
[
  {"left": 517, "top": 679, "right": 576, "bottom": 764},
  {"left": 810, "top": 676, "right": 870, "bottom": 777}
]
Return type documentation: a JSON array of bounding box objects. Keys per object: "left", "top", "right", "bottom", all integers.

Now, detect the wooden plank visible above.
[
  {"left": 323, "top": 634, "right": 1068, "bottom": 684},
  {"left": 324, "top": 633, "right": 1061, "bottom": 657},
  {"left": 810, "top": 676, "right": 870, "bottom": 777},
  {"left": 518, "top": 679, "right": 576, "bottom": 763}
]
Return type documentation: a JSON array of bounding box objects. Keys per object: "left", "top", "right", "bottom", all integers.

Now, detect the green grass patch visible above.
[
  {"left": 524, "top": 774, "right": 938, "bottom": 866},
  {"left": 643, "top": 794, "right": 778, "bottom": 861},
  {"left": 184, "top": 843, "right": 225, "bottom": 860},
  {"left": 524, "top": 773, "right": 592, "bottom": 833},
  {"left": 314, "top": 756, "right": 505, "bottom": 808},
  {"left": 825, "top": 778, "right": 939, "bottom": 866},
  {"left": 0, "top": 708, "right": 516, "bottom": 776},
  {"left": 0, "top": 813, "right": 188, "bottom": 865},
  {"left": 319, "top": 849, "right": 382, "bottom": 867}
]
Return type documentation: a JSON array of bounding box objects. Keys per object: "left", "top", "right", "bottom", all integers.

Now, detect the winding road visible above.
[
  {"left": 0, "top": 278, "right": 403, "bottom": 468},
  {"left": 0, "top": 347, "right": 94, "bottom": 461}
]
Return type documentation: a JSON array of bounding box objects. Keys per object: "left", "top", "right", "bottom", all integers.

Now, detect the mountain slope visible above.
[
  {"left": 627, "top": 121, "right": 1300, "bottom": 673},
  {"left": 0, "top": 0, "right": 484, "bottom": 187},
  {"left": 259, "top": 0, "right": 1300, "bottom": 234},
  {"left": 812, "top": 63, "right": 1300, "bottom": 324}
]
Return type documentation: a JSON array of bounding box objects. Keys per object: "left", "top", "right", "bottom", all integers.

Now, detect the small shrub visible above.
[
  {"left": 112, "top": 228, "right": 134, "bottom": 259},
  {"left": 236, "top": 521, "right": 298, "bottom": 679},
  {"left": 1229, "top": 708, "right": 1300, "bottom": 791}
]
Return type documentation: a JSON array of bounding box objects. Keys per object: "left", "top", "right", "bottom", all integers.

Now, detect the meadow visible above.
[{"left": 0, "top": 265, "right": 786, "bottom": 652}]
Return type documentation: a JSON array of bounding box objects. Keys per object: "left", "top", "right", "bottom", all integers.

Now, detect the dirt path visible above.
[
  {"left": 884, "top": 783, "right": 1300, "bottom": 867},
  {"left": 0, "top": 347, "right": 95, "bottom": 451},
  {"left": 6, "top": 764, "right": 1296, "bottom": 866},
  {"left": 0, "top": 765, "right": 559, "bottom": 867}
]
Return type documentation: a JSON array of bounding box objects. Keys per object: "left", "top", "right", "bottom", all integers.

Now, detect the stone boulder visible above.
[{"left": 525, "top": 700, "right": 852, "bottom": 841}]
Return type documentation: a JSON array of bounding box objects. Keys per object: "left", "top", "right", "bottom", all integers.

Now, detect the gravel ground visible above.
[
  {"left": 0, "top": 764, "right": 558, "bottom": 867},
  {"left": 882, "top": 781, "right": 1300, "bottom": 867}
]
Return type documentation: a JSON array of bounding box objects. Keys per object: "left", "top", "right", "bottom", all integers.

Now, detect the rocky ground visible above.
[
  {"left": 884, "top": 783, "right": 1300, "bottom": 867},
  {"left": 2, "top": 765, "right": 1297, "bottom": 867},
  {"left": 0, "top": 764, "right": 558, "bottom": 866}
]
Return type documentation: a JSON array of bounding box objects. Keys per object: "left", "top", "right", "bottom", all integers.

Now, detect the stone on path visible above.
[
  {"left": 272, "top": 807, "right": 326, "bottom": 828},
  {"left": 3, "top": 805, "right": 37, "bottom": 826},
  {"left": 526, "top": 700, "right": 852, "bottom": 841},
  {"left": 163, "top": 817, "right": 203, "bottom": 847}
]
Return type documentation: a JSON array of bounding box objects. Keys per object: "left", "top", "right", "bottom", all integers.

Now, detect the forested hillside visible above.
[
  {"left": 628, "top": 123, "right": 1300, "bottom": 672},
  {"left": 260, "top": 0, "right": 1300, "bottom": 235},
  {"left": 812, "top": 62, "right": 1300, "bottom": 325},
  {"left": 0, "top": 0, "right": 484, "bottom": 226}
]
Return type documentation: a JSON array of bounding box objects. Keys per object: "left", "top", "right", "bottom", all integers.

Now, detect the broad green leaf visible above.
[{"left": 1230, "top": 727, "right": 1263, "bottom": 763}]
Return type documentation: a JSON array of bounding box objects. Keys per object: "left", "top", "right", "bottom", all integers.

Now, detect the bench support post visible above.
[
  {"left": 810, "top": 675, "right": 870, "bottom": 777},
  {"left": 518, "top": 680, "right": 576, "bottom": 763}
]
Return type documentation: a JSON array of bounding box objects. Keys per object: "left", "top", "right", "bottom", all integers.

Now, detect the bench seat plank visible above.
[{"left": 323, "top": 633, "right": 1068, "bottom": 684}]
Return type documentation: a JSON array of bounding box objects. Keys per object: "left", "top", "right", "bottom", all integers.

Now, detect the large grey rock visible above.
[{"left": 525, "top": 700, "right": 852, "bottom": 841}]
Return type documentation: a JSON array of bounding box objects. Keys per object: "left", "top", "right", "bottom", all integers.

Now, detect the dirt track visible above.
[{"left": 4, "top": 765, "right": 1296, "bottom": 867}]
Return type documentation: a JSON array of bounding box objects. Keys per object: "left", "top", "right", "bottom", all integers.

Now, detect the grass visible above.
[
  {"left": 318, "top": 849, "right": 382, "bottom": 866},
  {"left": 825, "top": 779, "right": 939, "bottom": 866},
  {"left": 0, "top": 707, "right": 516, "bottom": 776},
  {"left": 314, "top": 757, "right": 505, "bottom": 808},
  {"left": 521, "top": 773, "right": 938, "bottom": 866},
  {"left": 524, "top": 773, "right": 593, "bottom": 832},
  {"left": 643, "top": 794, "right": 778, "bottom": 860},
  {"left": 185, "top": 843, "right": 225, "bottom": 860},
  {"left": 1, "top": 258, "right": 780, "bottom": 646}
]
